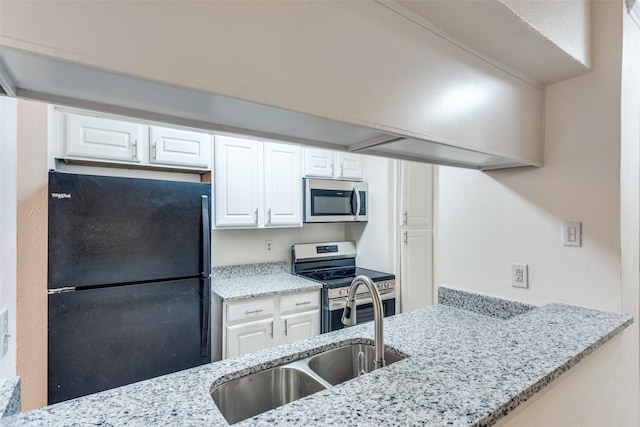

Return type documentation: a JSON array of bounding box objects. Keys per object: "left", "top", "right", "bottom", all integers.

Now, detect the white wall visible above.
[
  {"left": 0, "top": 1, "right": 544, "bottom": 165},
  {"left": 346, "top": 155, "right": 395, "bottom": 274},
  {"left": 502, "top": 0, "right": 591, "bottom": 66},
  {"left": 212, "top": 224, "right": 346, "bottom": 268},
  {"left": 0, "top": 96, "right": 17, "bottom": 378},
  {"left": 439, "top": 2, "right": 638, "bottom": 425}
]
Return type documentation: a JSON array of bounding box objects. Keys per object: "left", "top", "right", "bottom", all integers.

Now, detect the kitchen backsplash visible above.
[{"left": 211, "top": 223, "right": 346, "bottom": 268}]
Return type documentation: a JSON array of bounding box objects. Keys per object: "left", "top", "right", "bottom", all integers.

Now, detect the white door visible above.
[
  {"left": 149, "top": 126, "right": 211, "bottom": 169},
  {"left": 303, "top": 148, "right": 334, "bottom": 178},
  {"left": 280, "top": 311, "right": 319, "bottom": 345},
  {"left": 264, "top": 142, "right": 302, "bottom": 226},
  {"left": 400, "top": 229, "right": 433, "bottom": 312},
  {"left": 214, "top": 135, "right": 260, "bottom": 227},
  {"left": 401, "top": 162, "right": 433, "bottom": 227},
  {"left": 64, "top": 113, "right": 144, "bottom": 163},
  {"left": 335, "top": 152, "right": 363, "bottom": 180},
  {"left": 225, "top": 318, "right": 274, "bottom": 358}
]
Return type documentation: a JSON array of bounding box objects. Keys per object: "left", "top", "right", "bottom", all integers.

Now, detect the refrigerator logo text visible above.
[{"left": 51, "top": 193, "right": 72, "bottom": 200}]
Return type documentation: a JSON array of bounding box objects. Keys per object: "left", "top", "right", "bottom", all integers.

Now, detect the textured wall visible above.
[
  {"left": 502, "top": 0, "right": 591, "bottom": 66},
  {"left": 439, "top": 2, "right": 639, "bottom": 425},
  {"left": 16, "top": 100, "right": 49, "bottom": 410}
]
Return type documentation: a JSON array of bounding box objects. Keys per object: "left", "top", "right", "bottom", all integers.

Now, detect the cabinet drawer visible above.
[
  {"left": 227, "top": 298, "right": 275, "bottom": 323},
  {"left": 280, "top": 291, "right": 320, "bottom": 314}
]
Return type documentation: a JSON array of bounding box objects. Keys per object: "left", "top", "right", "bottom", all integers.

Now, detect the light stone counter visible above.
[
  {"left": 0, "top": 378, "right": 20, "bottom": 419},
  {"left": 211, "top": 262, "right": 322, "bottom": 301},
  {"left": 1, "top": 287, "right": 632, "bottom": 427}
]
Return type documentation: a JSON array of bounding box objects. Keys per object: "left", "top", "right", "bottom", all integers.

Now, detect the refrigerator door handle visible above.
[
  {"left": 201, "top": 195, "right": 211, "bottom": 278},
  {"left": 201, "top": 195, "right": 211, "bottom": 358}
]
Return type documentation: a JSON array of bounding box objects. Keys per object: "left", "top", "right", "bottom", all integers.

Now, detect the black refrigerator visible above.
[{"left": 47, "top": 171, "right": 212, "bottom": 404}]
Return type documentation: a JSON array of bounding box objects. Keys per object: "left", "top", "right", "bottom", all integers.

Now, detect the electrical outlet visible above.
[
  {"left": 511, "top": 264, "right": 528, "bottom": 289},
  {"left": 265, "top": 240, "right": 273, "bottom": 253},
  {"left": 1, "top": 308, "right": 8, "bottom": 358}
]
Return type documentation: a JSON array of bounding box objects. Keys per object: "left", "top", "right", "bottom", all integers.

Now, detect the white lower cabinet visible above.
[
  {"left": 400, "top": 228, "right": 433, "bottom": 312},
  {"left": 226, "top": 318, "right": 275, "bottom": 359},
  {"left": 223, "top": 290, "right": 320, "bottom": 359},
  {"left": 280, "top": 311, "right": 319, "bottom": 345}
]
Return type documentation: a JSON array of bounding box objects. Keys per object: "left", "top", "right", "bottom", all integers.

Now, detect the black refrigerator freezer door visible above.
[
  {"left": 48, "top": 172, "right": 211, "bottom": 289},
  {"left": 48, "top": 278, "right": 210, "bottom": 404}
]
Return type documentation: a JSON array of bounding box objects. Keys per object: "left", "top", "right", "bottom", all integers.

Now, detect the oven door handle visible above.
[{"left": 329, "top": 291, "right": 395, "bottom": 311}]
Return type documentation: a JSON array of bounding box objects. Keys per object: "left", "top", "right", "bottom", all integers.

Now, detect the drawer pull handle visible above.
[
  {"left": 295, "top": 301, "right": 311, "bottom": 306},
  {"left": 244, "top": 309, "right": 264, "bottom": 315}
]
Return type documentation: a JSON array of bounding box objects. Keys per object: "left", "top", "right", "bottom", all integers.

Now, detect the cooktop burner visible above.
[{"left": 299, "top": 267, "right": 395, "bottom": 288}]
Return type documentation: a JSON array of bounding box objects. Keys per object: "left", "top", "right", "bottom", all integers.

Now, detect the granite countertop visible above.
[
  {"left": 0, "top": 378, "right": 20, "bottom": 419},
  {"left": 211, "top": 262, "right": 322, "bottom": 301},
  {"left": 2, "top": 287, "right": 632, "bottom": 427}
]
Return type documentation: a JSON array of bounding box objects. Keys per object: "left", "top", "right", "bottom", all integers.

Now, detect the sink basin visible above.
[
  {"left": 211, "top": 366, "right": 327, "bottom": 425},
  {"left": 307, "top": 343, "right": 404, "bottom": 386},
  {"left": 211, "top": 342, "right": 407, "bottom": 424}
]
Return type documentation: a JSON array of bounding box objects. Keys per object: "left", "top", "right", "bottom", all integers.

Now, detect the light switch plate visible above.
[{"left": 562, "top": 222, "right": 582, "bottom": 247}]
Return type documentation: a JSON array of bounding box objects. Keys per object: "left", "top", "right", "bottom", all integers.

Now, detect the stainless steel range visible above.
[{"left": 291, "top": 241, "right": 396, "bottom": 333}]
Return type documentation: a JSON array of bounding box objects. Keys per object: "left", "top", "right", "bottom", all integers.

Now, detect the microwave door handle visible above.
[
  {"left": 350, "top": 189, "right": 357, "bottom": 217},
  {"left": 355, "top": 187, "right": 361, "bottom": 219}
]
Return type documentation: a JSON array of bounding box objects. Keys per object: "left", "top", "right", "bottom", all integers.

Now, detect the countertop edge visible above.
[
  {"left": 0, "top": 378, "right": 20, "bottom": 419},
  {"left": 214, "top": 282, "right": 323, "bottom": 302},
  {"left": 475, "top": 315, "right": 634, "bottom": 427}
]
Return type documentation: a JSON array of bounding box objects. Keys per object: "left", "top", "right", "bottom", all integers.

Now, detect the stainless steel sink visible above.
[
  {"left": 211, "top": 342, "right": 407, "bottom": 424},
  {"left": 308, "top": 343, "right": 404, "bottom": 386},
  {"left": 211, "top": 366, "right": 327, "bottom": 425}
]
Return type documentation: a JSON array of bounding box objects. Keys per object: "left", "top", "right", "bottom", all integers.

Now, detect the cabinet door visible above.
[
  {"left": 335, "top": 152, "right": 363, "bottom": 180},
  {"left": 280, "top": 310, "right": 319, "bottom": 345},
  {"left": 225, "top": 318, "right": 274, "bottom": 359},
  {"left": 303, "top": 148, "right": 334, "bottom": 178},
  {"left": 400, "top": 228, "right": 433, "bottom": 312},
  {"left": 149, "top": 126, "right": 211, "bottom": 169},
  {"left": 64, "top": 113, "right": 144, "bottom": 163},
  {"left": 214, "top": 136, "right": 260, "bottom": 227},
  {"left": 400, "top": 161, "right": 433, "bottom": 228},
  {"left": 264, "top": 142, "right": 302, "bottom": 226}
]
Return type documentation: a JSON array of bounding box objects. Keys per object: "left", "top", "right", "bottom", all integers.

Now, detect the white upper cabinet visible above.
[
  {"left": 57, "top": 110, "right": 212, "bottom": 172},
  {"left": 64, "top": 113, "right": 144, "bottom": 163},
  {"left": 263, "top": 142, "right": 302, "bottom": 226},
  {"left": 149, "top": 126, "right": 211, "bottom": 170},
  {"left": 400, "top": 162, "right": 434, "bottom": 228},
  {"left": 303, "top": 148, "right": 363, "bottom": 180},
  {"left": 213, "top": 136, "right": 302, "bottom": 229},
  {"left": 214, "top": 136, "right": 261, "bottom": 227},
  {"left": 335, "top": 152, "right": 363, "bottom": 180},
  {"left": 303, "top": 148, "right": 334, "bottom": 178}
]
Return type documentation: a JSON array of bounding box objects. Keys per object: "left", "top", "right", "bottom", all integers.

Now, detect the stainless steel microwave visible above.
[{"left": 303, "top": 178, "right": 368, "bottom": 223}]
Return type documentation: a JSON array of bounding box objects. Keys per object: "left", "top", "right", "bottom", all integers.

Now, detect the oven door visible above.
[
  {"left": 304, "top": 179, "right": 367, "bottom": 223},
  {"left": 323, "top": 290, "right": 395, "bottom": 333}
]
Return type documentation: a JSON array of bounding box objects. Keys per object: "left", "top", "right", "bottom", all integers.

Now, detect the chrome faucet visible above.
[{"left": 341, "top": 275, "right": 385, "bottom": 369}]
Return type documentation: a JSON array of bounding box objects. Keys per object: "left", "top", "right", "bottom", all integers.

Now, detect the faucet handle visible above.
[{"left": 341, "top": 300, "right": 357, "bottom": 326}]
